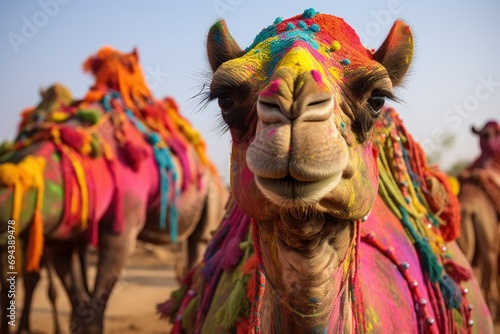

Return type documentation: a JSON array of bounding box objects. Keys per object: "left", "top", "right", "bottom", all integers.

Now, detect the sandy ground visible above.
[
  {"left": 15, "top": 242, "right": 176, "bottom": 334},
  {"left": 13, "top": 242, "right": 500, "bottom": 334}
]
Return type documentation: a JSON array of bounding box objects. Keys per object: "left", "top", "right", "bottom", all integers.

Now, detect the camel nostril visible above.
[
  {"left": 257, "top": 98, "right": 290, "bottom": 124},
  {"left": 298, "top": 95, "right": 334, "bottom": 122}
]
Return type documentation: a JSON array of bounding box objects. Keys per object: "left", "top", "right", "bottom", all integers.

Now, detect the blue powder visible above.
[
  {"left": 274, "top": 17, "right": 283, "bottom": 24},
  {"left": 309, "top": 297, "right": 320, "bottom": 303},
  {"left": 302, "top": 7, "right": 319, "bottom": 19},
  {"left": 310, "top": 24, "right": 320, "bottom": 32},
  {"left": 265, "top": 29, "right": 320, "bottom": 76},
  {"left": 298, "top": 20, "right": 307, "bottom": 29},
  {"left": 286, "top": 23, "right": 295, "bottom": 30},
  {"left": 244, "top": 24, "right": 278, "bottom": 52}
]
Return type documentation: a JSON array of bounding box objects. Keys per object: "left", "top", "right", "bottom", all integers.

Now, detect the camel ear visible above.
[
  {"left": 373, "top": 20, "right": 413, "bottom": 87},
  {"left": 207, "top": 20, "right": 243, "bottom": 72},
  {"left": 131, "top": 47, "right": 139, "bottom": 62},
  {"left": 39, "top": 85, "right": 46, "bottom": 98},
  {"left": 471, "top": 125, "right": 480, "bottom": 135}
]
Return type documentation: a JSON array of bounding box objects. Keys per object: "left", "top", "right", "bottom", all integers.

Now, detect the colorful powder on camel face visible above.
[{"left": 230, "top": 8, "right": 376, "bottom": 88}]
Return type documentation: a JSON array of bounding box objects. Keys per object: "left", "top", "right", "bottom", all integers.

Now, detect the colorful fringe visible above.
[{"left": 374, "top": 108, "right": 472, "bottom": 331}]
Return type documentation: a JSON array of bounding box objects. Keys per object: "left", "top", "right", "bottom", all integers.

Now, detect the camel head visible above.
[
  {"left": 471, "top": 120, "right": 500, "bottom": 156},
  {"left": 207, "top": 9, "right": 413, "bottom": 222},
  {"left": 83, "top": 46, "right": 152, "bottom": 108}
]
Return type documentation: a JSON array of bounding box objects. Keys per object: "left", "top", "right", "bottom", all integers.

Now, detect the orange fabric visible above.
[
  {"left": 25, "top": 211, "right": 44, "bottom": 272},
  {"left": 83, "top": 46, "right": 152, "bottom": 112}
]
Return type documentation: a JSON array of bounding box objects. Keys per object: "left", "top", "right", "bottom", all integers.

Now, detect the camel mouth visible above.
[{"left": 255, "top": 172, "right": 343, "bottom": 207}]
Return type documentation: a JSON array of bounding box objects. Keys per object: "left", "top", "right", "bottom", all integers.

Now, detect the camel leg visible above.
[
  {"left": 83, "top": 229, "right": 134, "bottom": 334},
  {"left": 186, "top": 179, "right": 227, "bottom": 271},
  {"left": 174, "top": 241, "right": 188, "bottom": 282},
  {"left": 45, "top": 243, "right": 90, "bottom": 334},
  {"left": 86, "top": 200, "right": 146, "bottom": 334},
  {"left": 78, "top": 243, "right": 89, "bottom": 295},
  {"left": 17, "top": 270, "right": 40, "bottom": 334},
  {"left": 457, "top": 209, "right": 475, "bottom": 262},
  {"left": 473, "top": 210, "right": 499, "bottom": 320},
  {"left": 45, "top": 259, "right": 63, "bottom": 334}
]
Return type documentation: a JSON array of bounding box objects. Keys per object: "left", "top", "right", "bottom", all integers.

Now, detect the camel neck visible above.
[{"left": 253, "top": 215, "right": 357, "bottom": 333}]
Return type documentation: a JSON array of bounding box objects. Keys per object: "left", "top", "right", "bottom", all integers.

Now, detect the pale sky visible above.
[{"left": 1, "top": 1, "right": 499, "bottom": 183}]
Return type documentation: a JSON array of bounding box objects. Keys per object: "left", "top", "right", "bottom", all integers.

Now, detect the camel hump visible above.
[{"left": 37, "top": 83, "right": 73, "bottom": 113}]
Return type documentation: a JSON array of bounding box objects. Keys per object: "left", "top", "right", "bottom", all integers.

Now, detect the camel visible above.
[
  {"left": 457, "top": 121, "right": 500, "bottom": 320},
  {"left": 0, "top": 47, "right": 229, "bottom": 334},
  {"left": 159, "top": 9, "right": 494, "bottom": 333}
]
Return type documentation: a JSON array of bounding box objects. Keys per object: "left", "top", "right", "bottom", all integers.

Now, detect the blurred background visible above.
[{"left": 1, "top": 0, "right": 500, "bottom": 182}]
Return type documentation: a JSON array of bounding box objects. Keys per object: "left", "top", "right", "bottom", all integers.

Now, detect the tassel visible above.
[
  {"left": 50, "top": 111, "right": 70, "bottom": 123},
  {"left": 25, "top": 210, "right": 45, "bottom": 272},
  {"left": 400, "top": 206, "right": 443, "bottom": 283},
  {"left": 414, "top": 238, "right": 443, "bottom": 283},
  {"left": 220, "top": 237, "right": 244, "bottom": 271},
  {"left": 123, "top": 140, "right": 147, "bottom": 171},
  {"left": 438, "top": 274, "right": 462, "bottom": 309},
  {"left": 181, "top": 295, "right": 200, "bottom": 332},
  {"left": 157, "top": 285, "right": 188, "bottom": 320},
  {"left": 216, "top": 275, "right": 251, "bottom": 329},
  {"left": 236, "top": 318, "right": 250, "bottom": 334},
  {"left": 443, "top": 259, "right": 473, "bottom": 283},
  {"left": 202, "top": 250, "right": 224, "bottom": 278},
  {"left": 89, "top": 134, "right": 102, "bottom": 158},
  {"left": 59, "top": 126, "right": 84, "bottom": 151}
]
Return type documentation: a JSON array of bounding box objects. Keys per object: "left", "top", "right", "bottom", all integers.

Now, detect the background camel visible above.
[
  {"left": 159, "top": 9, "right": 493, "bottom": 333},
  {"left": 0, "top": 47, "right": 228, "bottom": 333},
  {"left": 457, "top": 121, "right": 500, "bottom": 321}
]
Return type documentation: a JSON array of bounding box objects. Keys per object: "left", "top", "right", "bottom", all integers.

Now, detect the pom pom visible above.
[
  {"left": 302, "top": 8, "right": 318, "bottom": 19},
  {"left": 443, "top": 259, "right": 473, "bottom": 282},
  {"left": 59, "top": 126, "right": 84, "bottom": 151},
  {"left": 340, "top": 58, "right": 351, "bottom": 66},
  {"left": 76, "top": 109, "right": 101, "bottom": 125},
  {"left": 156, "top": 285, "right": 188, "bottom": 321},
  {"left": 330, "top": 40, "right": 341, "bottom": 52},
  {"left": 309, "top": 24, "right": 320, "bottom": 32}
]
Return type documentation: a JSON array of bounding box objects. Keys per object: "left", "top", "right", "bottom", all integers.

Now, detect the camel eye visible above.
[
  {"left": 217, "top": 96, "right": 235, "bottom": 113},
  {"left": 368, "top": 96, "right": 385, "bottom": 115}
]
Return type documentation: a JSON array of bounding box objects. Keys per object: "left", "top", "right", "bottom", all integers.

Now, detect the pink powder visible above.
[
  {"left": 260, "top": 80, "right": 280, "bottom": 96},
  {"left": 311, "top": 69, "right": 323, "bottom": 84}
]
